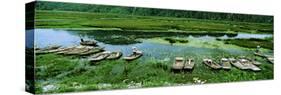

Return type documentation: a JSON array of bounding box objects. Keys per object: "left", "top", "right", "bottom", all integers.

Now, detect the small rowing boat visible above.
[
  {"left": 203, "top": 59, "right": 221, "bottom": 69},
  {"left": 220, "top": 58, "right": 231, "bottom": 70},
  {"left": 183, "top": 58, "right": 195, "bottom": 70},
  {"left": 239, "top": 59, "right": 261, "bottom": 71},
  {"left": 35, "top": 45, "right": 61, "bottom": 54},
  {"left": 229, "top": 58, "right": 247, "bottom": 70},
  {"left": 88, "top": 52, "right": 110, "bottom": 63},
  {"left": 80, "top": 41, "right": 98, "bottom": 46},
  {"left": 123, "top": 53, "right": 143, "bottom": 61},
  {"left": 247, "top": 58, "right": 262, "bottom": 66},
  {"left": 106, "top": 51, "right": 122, "bottom": 60},
  {"left": 172, "top": 57, "right": 185, "bottom": 70},
  {"left": 267, "top": 57, "right": 274, "bottom": 64}
]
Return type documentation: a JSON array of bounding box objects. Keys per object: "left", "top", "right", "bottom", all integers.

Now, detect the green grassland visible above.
[{"left": 35, "top": 10, "right": 273, "bottom": 34}]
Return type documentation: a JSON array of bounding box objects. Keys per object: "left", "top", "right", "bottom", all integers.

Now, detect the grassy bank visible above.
[
  {"left": 218, "top": 37, "right": 273, "bottom": 50},
  {"left": 35, "top": 10, "right": 273, "bottom": 34},
  {"left": 35, "top": 53, "right": 273, "bottom": 93}
]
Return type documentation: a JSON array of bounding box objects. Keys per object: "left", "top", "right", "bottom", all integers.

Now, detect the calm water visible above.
[{"left": 30, "top": 29, "right": 273, "bottom": 61}]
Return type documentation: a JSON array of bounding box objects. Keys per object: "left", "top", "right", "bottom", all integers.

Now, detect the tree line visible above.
[{"left": 35, "top": 1, "right": 273, "bottom": 23}]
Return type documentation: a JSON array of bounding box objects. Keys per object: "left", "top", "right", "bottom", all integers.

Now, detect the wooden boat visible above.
[
  {"left": 229, "top": 58, "right": 247, "bottom": 70},
  {"left": 267, "top": 57, "right": 274, "bottom": 64},
  {"left": 46, "top": 45, "right": 61, "bottom": 50},
  {"left": 203, "top": 59, "right": 221, "bottom": 69},
  {"left": 36, "top": 50, "right": 51, "bottom": 54},
  {"left": 55, "top": 46, "right": 97, "bottom": 55},
  {"left": 43, "top": 47, "right": 73, "bottom": 54},
  {"left": 262, "top": 55, "right": 274, "bottom": 64},
  {"left": 106, "top": 51, "right": 122, "bottom": 60},
  {"left": 183, "top": 59, "right": 195, "bottom": 70},
  {"left": 35, "top": 45, "right": 61, "bottom": 54},
  {"left": 58, "top": 46, "right": 93, "bottom": 55},
  {"left": 88, "top": 52, "right": 110, "bottom": 62},
  {"left": 247, "top": 58, "right": 262, "bottom": 66},
  {"left": 123, "top": 53, "right": 143, "bottom": 61},
  {"left": 56, "top": 47, "right": 77, "bottom": 54},
  {"left": 172, "top": 57, "right": 185, "bottom": 70},
  {"left": 220, "top": 58, "right": 231, "bottom": 70},
  {"left": 80, "top": 41, "right": 97, "bottom": 46},
  {"left": 61, "top": 47, "right": 91, "bottom": 55},
  {"left": 239, "top": 59, "right": 261, "bottom": 71},
  {"left": 254, "top": 52, "right": 274, "bottom": 64},
  {"left": 77, "top": 47, "right": 104, "bottom": 56},
  {"left": 38, "top": 45, "right": 61, "bottom": 51},
  {"left": 254, "top": 52, "right": 266, "bottom": 57}
]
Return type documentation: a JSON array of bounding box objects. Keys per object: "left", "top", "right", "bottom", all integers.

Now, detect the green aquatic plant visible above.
[
  {"left": 164, "top": 37, "right": 189, "bottom": 45},
  {"left": 35, "top": 53, "right": 273, "bottom": 94}
]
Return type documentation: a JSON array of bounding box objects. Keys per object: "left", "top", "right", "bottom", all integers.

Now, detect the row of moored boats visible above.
[
  {"left": 87, "top": 51, "right": 143, "bottom": 63},
  {"left": 172, "top": 57, "right": 265, "bottom": 71},
  {"left": 36, "top": 40, "right": 272, "bottom": 68},
  {"left": 35, "top": 40, "right": 143, "bottom": 64}
]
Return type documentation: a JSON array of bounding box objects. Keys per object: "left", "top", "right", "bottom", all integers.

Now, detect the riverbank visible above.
[
  {"left": 217, "top": 37, "right": 273, "bottom": 50},
  {"left": 35, "top": 10, "right": 273, "bottom": 34}
]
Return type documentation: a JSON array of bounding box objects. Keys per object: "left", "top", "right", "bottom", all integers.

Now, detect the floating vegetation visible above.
[
  {"left": 98, "top": 36, "right": 141, "bottom": 45},
  {"left": 164, "top": 37, "right": 189, "bottom": 45}
]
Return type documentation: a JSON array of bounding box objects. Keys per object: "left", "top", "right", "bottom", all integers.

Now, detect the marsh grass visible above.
[
  {"left": 35, "top": 10, "right": 273, "bottom": 34},
  {"left": 222, "top": 38, "right": 273, "bottom": 50},
  {"left": 35, "top": 53, "right": 273, "bottom": 94}
]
